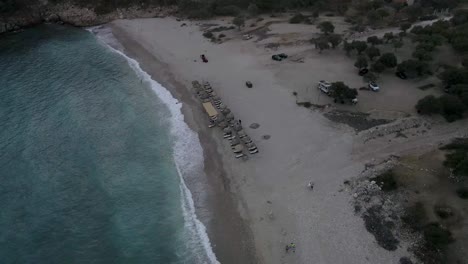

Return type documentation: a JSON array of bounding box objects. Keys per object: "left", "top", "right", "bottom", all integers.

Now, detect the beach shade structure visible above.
[
  {"left": 245, "top": 142, "right": 256, "bottom": 149},
  {"left": 203, "top": 81, "right": 211, "bottom": 88},
  {"left": 216, "top": 114, "right": 225, "bottom": 122},
  {"left": 230, "top": 137, "right": 241, "bottom": 146},
  {"left": 225, "top": 112, "right": 235, "bottom": 121},
  {"left": 218, "top": 121, "right": 228, "bottom": 128},
  {"left": 232, "top": 145, "right": 244, "bottom": 153},
  {"left": 221, "top": 108, "right": 231, "bottom": 115},
  {"left": 198, "top": 91, "right": 209, "bottom": 100},
  {"left": 237, "top": 130, "right": 246, "bottom": 138},
  {"left": 223, "top": 127, "right": 232, "bottom": 134},
  {"left": 202, "top": 102, "right": 218, "bottom": 119},
  {"left": 233, "top": 122, "right": 243, "bottom": 132},
  {"left": 242, "top": 135, "right": 252, "bottom": 143}
]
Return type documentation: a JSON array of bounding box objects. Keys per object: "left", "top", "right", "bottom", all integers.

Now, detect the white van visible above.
[{"left": 317, "top": 80, "right": 332, "bottom": 95}]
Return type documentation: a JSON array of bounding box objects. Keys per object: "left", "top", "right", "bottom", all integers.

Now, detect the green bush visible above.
[
  {"left": 402, "top": 202, "right": 427, "bottom": 231},
  {"left": 416, "top": 95, "right": 442, "bottom": 115},
  {"left": 289, "top": 13, "right": 305, "bottom": 24},
  {"left": 214, "top": 5, "right": 241, "bottom": 16},
  {"left": 423, "top": 223, "right": 454, "bottom": 249},
  {"left": 442, "top": 139, "right": 468, "bottom": 177},
  {"left": 456, "top": 187, "right": 468, "bottom": 199},
  {"left": 439, "top": 95, "right": 466, "bottom": 122}
]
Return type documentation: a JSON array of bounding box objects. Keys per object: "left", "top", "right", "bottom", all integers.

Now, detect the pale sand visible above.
[{"left": 107, "top": 17, "right": 418, "bottom": 264}]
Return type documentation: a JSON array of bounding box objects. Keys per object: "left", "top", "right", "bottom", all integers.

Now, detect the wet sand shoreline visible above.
[{"left": 109, "top": 24, "right": 258, "bottom": 264}]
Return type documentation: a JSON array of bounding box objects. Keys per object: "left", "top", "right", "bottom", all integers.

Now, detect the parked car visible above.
[
  {"left": 358, "top": 68, "right": 369, "bottom": 76},
  {"left": 368, "top": 81, "right": 380, "bottom": 91},
  {"left": 271, "top": 53, "right": 288, "bottom": 61},
  {"left": 272, "top": 55, "right": 282, "bottom": 61},
  {"left": 317, "top": 80, "right": 332, "bottom": 95},
  {"left": 395, "top": 71, "right": 407, "bottom": 79}
]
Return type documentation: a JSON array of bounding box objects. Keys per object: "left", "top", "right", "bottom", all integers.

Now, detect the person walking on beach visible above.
[
  {"left": 308, "top": 181, "right": 314, "bottom": 190},
  {"left": 289, "top": 243, "right": 296, "bottom": 253}
]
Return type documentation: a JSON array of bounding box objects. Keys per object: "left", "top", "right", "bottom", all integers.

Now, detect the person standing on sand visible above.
[{"left": 308, "top": 181, "right": 314, "bottom": 190}]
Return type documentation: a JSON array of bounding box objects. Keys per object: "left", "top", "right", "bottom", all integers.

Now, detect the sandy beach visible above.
[{"left": 104, "top": 15, "right": 467, "bottom": 264}]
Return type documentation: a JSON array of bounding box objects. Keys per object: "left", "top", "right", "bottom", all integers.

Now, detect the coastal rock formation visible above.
[{"left": 0, "top": 4, "right": 176, "bottom": 34}]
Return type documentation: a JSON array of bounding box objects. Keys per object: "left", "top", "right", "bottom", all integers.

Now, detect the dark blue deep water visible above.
[{"left": 0, "top": 25, "right": 216, "bottom": 264}]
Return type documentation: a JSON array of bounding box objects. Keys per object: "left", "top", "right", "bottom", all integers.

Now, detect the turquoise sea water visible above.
[{"left": 0, "top": 25, "right": 216, "bottom": 264}]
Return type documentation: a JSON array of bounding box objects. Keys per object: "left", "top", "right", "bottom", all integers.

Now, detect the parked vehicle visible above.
[
  {"left": 358, "top": 68, "right": 369, "bottom": 76},
  {"left": 271, "top": 53, "right": 288, "bottom": 61},
  {"left": 395, "top": 71, "right": 407, "bottom": 79},
  {"left": 317, "top": 80, "right": 332, "bottom": 95},
  {"left": 368, "top": 81, "right": 380, "bottom": 91}
]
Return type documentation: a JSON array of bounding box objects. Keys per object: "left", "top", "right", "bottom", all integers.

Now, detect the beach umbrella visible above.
[
  {"left": 237, "top": 130, "right": 246, "bottom": 138},
  {"left": 218, "top": 121, "right": 228, "bottom": 128},
  {"left": 234, "top": 122, "right": 243, "bottom": 131},
  {"left": 223, "top": 127, "right": 232, "bottom": 133},
  {"left": 216, "top": 115, "right": 225, "bottom": 122},
  {"left": 219, "top": 104, "right": 227, "bottom": 110},
  {"left": 226, "top": 113, "right": 234, "bottom": 121},
  {"left": 230, "top": 138, "right": 240, "bottom": 146},
  {"left": 222, "top": 108, "right": 231, "bottom": 115},
  {"left": 242, "top": 135, "right": 252, "bottom": 143}
]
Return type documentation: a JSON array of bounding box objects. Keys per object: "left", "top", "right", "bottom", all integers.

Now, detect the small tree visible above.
[
  {"left": 352, "top": 40, "right": 367, "bottom": 55},
  {"left": 290, "top": 13, "right": 305, "bottom": 24},
  {"left": 398, "top": 31, "right": 407, "bottom": 40},
  {"left": 416, "top": 95, "right": 442, "bottom": 115},
  {"left": 247, "top": 3, "right": 259, "bottom": 16},
  {"left": 412, "top": 49, "right": 433, "bottom": 61},
  {"left": 379, "top": 53, "right": 398, "bottom": 68},
  {"left": 383, "top": 32, "right": 394, "bottom": 43},
  {"left": 327, "top": 34, "right": 342, "bottom": 49},
  {"left": 367, "top": 36, "right": 382, "bottom": 46},
  {"left": 330, "top": 82, "right": 358, "bottom": 103},
  {"left": 439, "top": 68, "right": 468, "bottom": 86},
  {"left": 397, "top": 59, "right": 430, "bottom": 78},
  {"left": 440, "top": 95, "right": 466, "bottom": 122},
  {"left": 400, "top": 22, "right": 412, "bottom": 32},
  {"left": 318, "top": 21, "right": 335, "bottom": 34},
  {"left": 393, "top": 39, "right": 403, "bottom": 51},
  {"left": 366, "top": 46, "right": 381, "bottom": 61},
  {"left": 364, "top": 72, "right": 378, "bottom": 82},
  {"left": 314, "top": 37, "right": 330, "bottom": 53},
  {"left": 371, "top": 61, "right": 386, "bottom": 73},
  {"left": 233, "top": 16, "right": 245, "bottom": 30},
  {"left": 343, "top": 40, "right": 354, "bottom": 56},
  {"left": 354, "top": 56, "right": 368, "bottom": 69}
]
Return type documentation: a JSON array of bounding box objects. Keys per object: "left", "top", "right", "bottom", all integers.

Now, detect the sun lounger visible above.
[
  {"left": 235, "top": 153, "right": 245, "bottom": 159},
  {"left": 249, "top": 149, "right": 259, "bottom": 154}
]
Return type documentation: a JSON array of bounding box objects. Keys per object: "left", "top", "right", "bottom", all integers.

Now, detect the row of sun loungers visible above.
[{"left": 192, "top": 80, "right": 259, "bottom": 159}]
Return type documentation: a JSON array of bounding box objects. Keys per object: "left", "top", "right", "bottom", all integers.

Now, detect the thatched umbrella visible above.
[
  {"left": 216, "top": 115, "right": 225, "bottom": 123},
  {"left": 218, "top": 121, "right": 228, "bottom": 128},
  {"left": 225, "top": 112, "right": 234, "bottom": 121},
  {"left": 230, "top": 138, "right": 240, "bottom": 146},
  {"left": 245, "top": 142, "right": 256, "bottom": 149},
  {"left": 242, "top": 135, "right": 252, "bottom": 143},
  {"left": 237, "top": 130, "right": 246, "bottom": 138},
  {"left": 234, "top": 122, "right": 243, "bottom": 132},
  {"left": 221, "top": 108, "right": 231, "bottom": 115},
  {"left": 223, "top": 127, "right": 232, "bottom": 134},
  {"left": 199, "top": 91, "right": 209, "bottom": 99}
]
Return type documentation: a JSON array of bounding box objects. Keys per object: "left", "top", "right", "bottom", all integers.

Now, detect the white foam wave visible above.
[{"left": 93, "top": 30, "right": 219, "bottom": 264}]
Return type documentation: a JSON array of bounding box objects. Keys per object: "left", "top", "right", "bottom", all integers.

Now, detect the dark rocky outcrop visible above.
[{"left": 0, "top": 3, "right": 176, "bottom": 34}]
